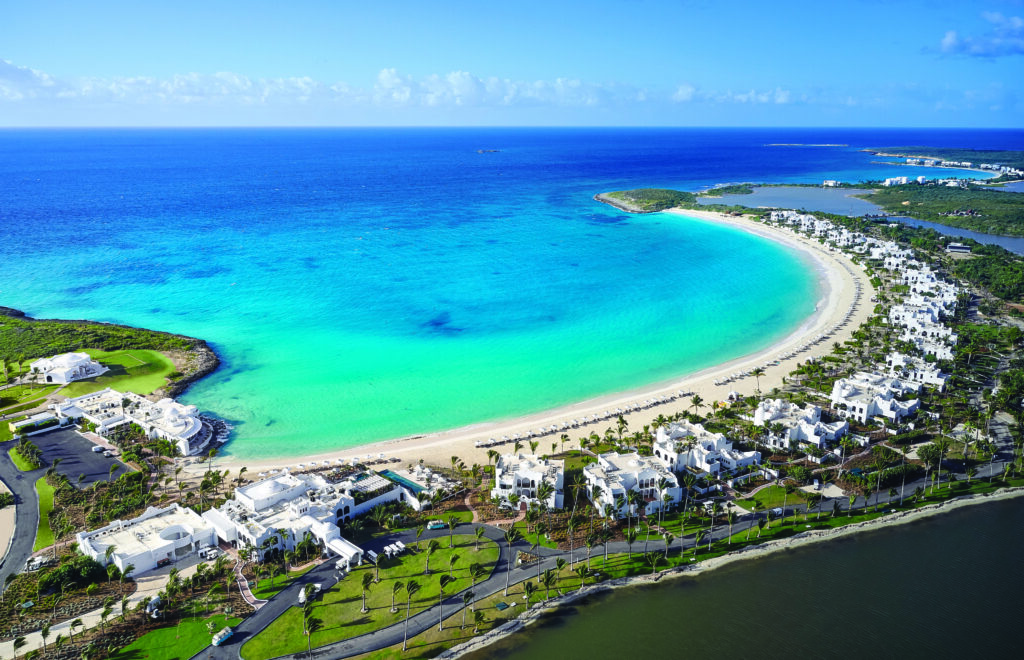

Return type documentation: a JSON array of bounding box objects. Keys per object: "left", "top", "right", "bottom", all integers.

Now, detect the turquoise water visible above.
[{"left": 3, "top": 128, "right": 1017, "bottom": 460}]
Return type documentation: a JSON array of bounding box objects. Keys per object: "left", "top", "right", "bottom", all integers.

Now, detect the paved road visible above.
[
  {"left": 0, "top": 437, "right": 44, "bottom": 595},
  {"left": 190, "top": 417, "right": 1024, "bottom": 660}
]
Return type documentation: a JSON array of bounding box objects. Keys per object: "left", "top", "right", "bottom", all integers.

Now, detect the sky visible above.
[{"left": 1, "top": 0, "right": 1022, "bottom": 127}]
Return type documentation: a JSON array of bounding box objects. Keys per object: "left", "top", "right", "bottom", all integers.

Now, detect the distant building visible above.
[
  {"left": 823, "top": 180, "right": 840, "bottom": 187},
  {"left": 54, "top": 387, "right": 213, "bottom": 457},
  {"left": 30, "top": 352, "right": 107, "bottom": 385},
  {"left": 946, "top": 243, "right": 971, "bottom": 254}
]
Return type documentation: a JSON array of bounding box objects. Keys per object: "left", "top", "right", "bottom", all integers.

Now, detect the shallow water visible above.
[{"left": 2, "top": 128, "right": 1021, "bottom": 459}]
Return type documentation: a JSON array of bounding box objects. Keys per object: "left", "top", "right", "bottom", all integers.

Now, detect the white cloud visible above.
[{"left": 940, "top": 12, "right": 1024, "bottom": 57}]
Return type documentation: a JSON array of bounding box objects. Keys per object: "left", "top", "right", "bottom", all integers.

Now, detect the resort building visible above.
[
  {"left": 30, "top": 352, "right": 107, "bottom": 385},
  {"left": 651, "top": 420, "right": 760, "bottom": 476},
  {"left": 753, "top": 399, "right": 849, "bottom": 450},
  {"left": 829, "top": 372, "right": 920, "bottom": 424},
  {"left": 887, "top": 352, "right": 949, "bottom": 390},
  {"left": 77, "top": 503, "right": 217, "bottom": 575},
  {"left": 490, "top": 452, "right": 565, "bottom": 510},
  {"left": 583, "top": 452, "right": 681, "bottom": 519},
  {"left": 202, "top": 470, "right": 410, "bottom": 569},
  {"left": 53, "top": 387, "right": 213, "bottom": 457}
]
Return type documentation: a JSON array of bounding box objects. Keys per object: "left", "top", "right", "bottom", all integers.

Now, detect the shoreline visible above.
[
  {"left": 444, "top": 486, "right": 1024, "bottom": 658},
  {"left": 192, "top": 208, "right": 873, "bottom": 475}
]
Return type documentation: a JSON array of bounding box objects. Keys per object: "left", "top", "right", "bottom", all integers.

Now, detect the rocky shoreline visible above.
[
  {"left": 592, "top": 193, "right": 650, "bottom": 214},
  {"left": 441, "top": 486, "right": 1024, "bottom": 659}
]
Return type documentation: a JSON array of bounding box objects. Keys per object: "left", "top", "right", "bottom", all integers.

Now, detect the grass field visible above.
[
  {"left": 250, "top": 564, "right": 317, "bottom": 601},
  {"left": 0, "top": 383, "right": 60, "bottom": 409},
  {"left": 733, "top": 485, "right": 807, "bottom": 511},
  {"left": 33, "top": 476, "right": 56, "bottom": 551},
  {"left": 8, "top": 447, "right": 40, "bottom": 471},
  {"left": 240, "top": 534, "right": 500, "bottom": 660},
  {"left": 108, "top": 614, "right": 241, "bottom": 660},
  {"left": 60, "top": 349, "right": 176, "bottom": 397}
]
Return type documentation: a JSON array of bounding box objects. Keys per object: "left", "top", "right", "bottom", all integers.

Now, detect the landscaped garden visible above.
[
  {"left": 61, "top": 349, "right": 177, "bottom": 397},
  {"left": 240, "top": 533, "right": 500, "bottom": 660},
  {"left": 107, "top": 613, "right": 242, "bottom": 660}
]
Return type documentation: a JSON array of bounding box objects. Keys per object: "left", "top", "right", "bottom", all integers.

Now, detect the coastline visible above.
[
  {"left": 444, "top": 486, "right": 1024, "bottom": 659},
  {"left": 191, "top": 208, "right": 873, "bottom": 475}
]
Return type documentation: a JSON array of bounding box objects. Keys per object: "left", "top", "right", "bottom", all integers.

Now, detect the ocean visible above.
[{"left": 2, "top": 127, "right": 1021, "bottom": 460}]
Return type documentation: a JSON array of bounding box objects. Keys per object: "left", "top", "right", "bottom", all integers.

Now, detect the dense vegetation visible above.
[
  {"left": 873, "top": 146, "right": 1024, "bottom": 170},
  {"left": 604, "top": 188, "right": 696, "bottom": 212},
  {"left": 699, "top": 184, "right": 754, "bottom": 196},
  {"left": 861, "top": 184, "right": 1024, "bottom": 236},
  {"left": 0, "top": 307, "right": 198, "bottom": 365}
]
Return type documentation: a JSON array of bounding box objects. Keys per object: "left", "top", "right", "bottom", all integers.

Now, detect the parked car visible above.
[
  {"left": 91, "top": 446, "right": 104, "bottom": 453},
  {"left": 427, "top": 520, "right": 446, "bottom": 530},
  {"left": 156, "top": 558, "right": 172, "bottom": 568}
]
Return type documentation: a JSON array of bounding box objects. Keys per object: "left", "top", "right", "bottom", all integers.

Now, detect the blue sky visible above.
[{"left": 1, "top": 0, "right": 1022, "bottom": 126}]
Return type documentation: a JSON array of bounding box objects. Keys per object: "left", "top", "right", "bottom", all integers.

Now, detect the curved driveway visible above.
[{"left": 0, "top": 438, "right": 44, "bottom": 593}]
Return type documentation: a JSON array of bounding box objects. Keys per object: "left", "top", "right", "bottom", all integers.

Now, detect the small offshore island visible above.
[{"left": 5, "top": 149, "right": 1024, "bottom": 660}]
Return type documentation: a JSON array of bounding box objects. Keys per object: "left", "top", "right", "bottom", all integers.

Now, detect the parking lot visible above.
[{"left": 30, "top": 427, "right": 134, "bottom": 488}]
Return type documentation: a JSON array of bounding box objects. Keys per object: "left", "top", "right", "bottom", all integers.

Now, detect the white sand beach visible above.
[{"left": 190, "top": 209, "right": 873, "bottom": 477}]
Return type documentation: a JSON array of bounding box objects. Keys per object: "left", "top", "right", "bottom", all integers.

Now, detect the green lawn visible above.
[
  {"left": 250, "top": 564, "right": 317, "bottom": 600},
  {"left": 61, "top": 349, "right": 176, "bottom": 397},
  {"left": 0, "top": 398, "right": 49, "bottom": 416},
  {"left": 240, "top": 534, "right": 500, "bottom": 660},
  {"left": 33, "top": 476, "right": 56, "bottom": 551},
  {"left": 0, "top": 417, "right": 23, "bottom": 443},
  {"left": 733, "top": 485, "right": 807, "bottom": 512},
  {"left": 108, "top": 614, "right": 241, "bottom": 660},
  {"left": 421, "top": 509, "right": 474, "bottom": 525},
  {"left": 0, "top": 384, "right": 59, "bottom": 408},
  {"left": 8, "top": 447, "right": 41, "bottom": 471}
]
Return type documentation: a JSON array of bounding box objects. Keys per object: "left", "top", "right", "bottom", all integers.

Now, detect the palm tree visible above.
[
  {"left": 725, "top": 507, "right": 737, "bottom": 544},
  {"left": 574, "top": 565, "right": 588, "bottom": 591},
  {"left": 69, "top": 618, "right": 83, "bottom": 646},
  {"left": 662, "top": 532, "right": 675, "bottom": 559},
  {"left": 40, "top": 622, "right": 50, "bottom": 656},
  {"left": 624, "top": 527, "right": 638, "bottom": 559},
  {"left": 13, "top": 637, "right": 26, "bottom": 660},
  {"left": 448, "top": 553, "right": 460, "bottom": 578},
  {"left": 360, "top": 572, "right": 373, "bottom": 613},
  {"left": 461, "top": 590, "right": 475, "bottom": 628},
  {"left": 693, "top": 529, "right": 707, "bottom": 557},
  {"left": 503, "top": 526, "right": 522, "bottom": 596},
  {"left": 304, "top": 616, "right": 322, "bottom": 659},
  {"left": 541, "top": 568, "right": 557, "bottom": 601},
  {"left": 646, "top": 551, "right": 663, "bottom": 574},
  {"left": 756, "top": 519, "right": 766, "bottom": 538},
  {"left": 424, "top": 539, "right": 439, "bottom": 574},
  {"left": 473, "top": 609, "right": 487, "bottom": 634},
  {"left": 390, "top": 580, "right": 404, "bottom": 613},
  {"left": 751, "top": 366, "right": 766, "bottom": 394},
  {"left": 474, "top": 526, "right": 485, "bottom": 551},
  {"left": 446, "top": 515, "right": 459, "bottom": 548},
  {"left": 690, "top": 394, "right": 704, "bottom": 417},
  {"left": 402, "top": 580, "right": 421, "bottom": 651},
  {"left": 437, "top": 574, "right": 454, "bottom": 631}
]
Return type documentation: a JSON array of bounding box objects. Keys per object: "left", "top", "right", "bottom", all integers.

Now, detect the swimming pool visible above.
[{"left": 379, "top": 469, "right": 425, "bottom": 494}]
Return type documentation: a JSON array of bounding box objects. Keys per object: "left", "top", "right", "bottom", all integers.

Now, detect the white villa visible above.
[
  {"left": 886, "top": 352, "right": 949, "bottom": 390},
  {"left": 490, "top": 453, "right": 565, "bottom": 510},
  {"left": 652, "top": 420, "right": 760, "bottom": 476},
  {"left": 30, "top": 352, "right": 107, "bottom": 385},
  {"left": 583, "top": 452, "right": 681, "bottom": 519},
  {"left": 753, "top": 399, "right": 849, "bottom": 450},
  {"left": 830, "top": 372, "right": 920, "bottom": 424},
  {"left": 202, "top": 471, "right": 411, "bottom": 569},
  {"left": 54, "top": 387, "right": 213, "bottom": 457},
  {"left": 77, "top": 503, "right": 217, "bottom": 575}
]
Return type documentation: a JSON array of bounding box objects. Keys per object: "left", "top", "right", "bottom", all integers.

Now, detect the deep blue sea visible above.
[{"left": 2, "top": 127, "right": 1021, "bottom": 459}]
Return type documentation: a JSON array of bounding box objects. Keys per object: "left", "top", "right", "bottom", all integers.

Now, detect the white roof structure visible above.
[
  {"left": 753, "top": 399, "right": 848, "bottom": 449},
  {"left": 76, "top": 503, "right": 216, "bottom": 575},
  {"left": 491, "top": 453, "right": 564, "bottom": 510},
  {"left": 887, "top": 352, "right": 949, "bottom": 391},
  {"left": 830, "top": 372, "right": 920, "bottom": 424},
  {"left": 652, "top": 420, "right": 760, "bottom": 475},
  {"left": 30, "top": 352, "right": 107, "bottom": 385},
  {"left": 584, "top": 452, "right": 681, "bottom": 519},
  {"left": 54, "top": 387, "right": 212, "bottom": 456}
]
